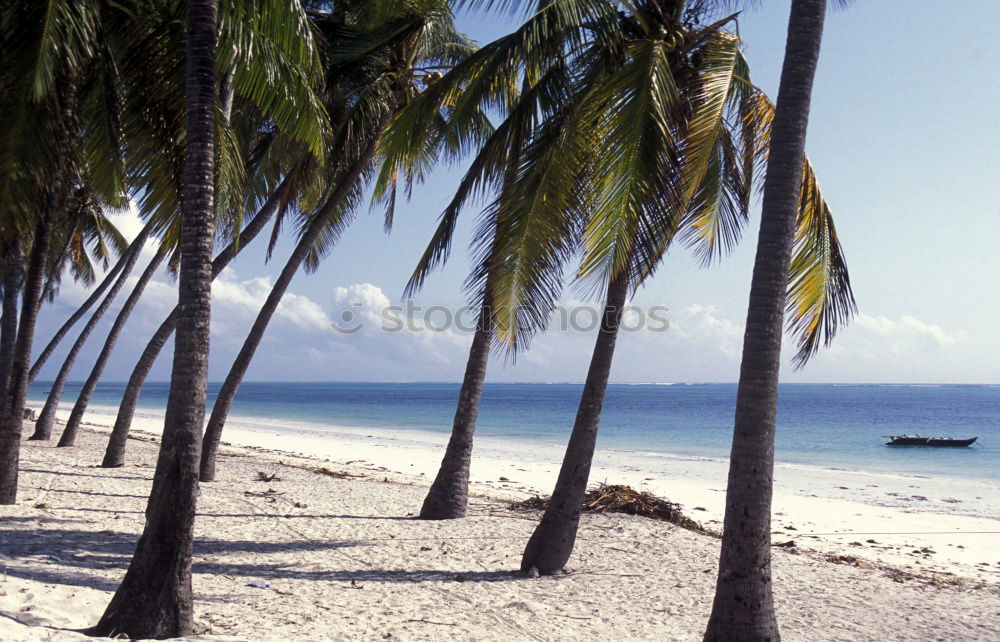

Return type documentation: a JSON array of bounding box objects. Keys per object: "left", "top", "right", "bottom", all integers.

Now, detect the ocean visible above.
[{"left": 28, "top": 382, "right": 999, "bottom": 484}]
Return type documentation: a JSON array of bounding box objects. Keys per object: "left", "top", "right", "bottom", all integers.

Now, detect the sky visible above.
[{"left": 32, "top": 0, "right": 1000, "bottom": 385}]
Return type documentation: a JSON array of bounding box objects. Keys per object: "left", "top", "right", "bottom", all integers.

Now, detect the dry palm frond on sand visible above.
[{"left": 510, "top": 483, "right": 707, "bottom": 533}]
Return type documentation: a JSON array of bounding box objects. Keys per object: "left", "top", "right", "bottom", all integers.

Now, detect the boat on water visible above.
[{"left": 885, "top": 435, "right": 978, "bottom": 447}]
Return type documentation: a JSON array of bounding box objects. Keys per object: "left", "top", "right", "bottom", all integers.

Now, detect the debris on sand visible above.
[
  {"left": 510, "top": 483, "right": 707, "bottom": 533},
  {"left": 311, "top": 467, "right": 364, "bottom": 479}
]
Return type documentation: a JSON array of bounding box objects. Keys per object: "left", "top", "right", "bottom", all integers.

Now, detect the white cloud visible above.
[{"left": 855, "top": 313, "right": 958, "bottom": 349}]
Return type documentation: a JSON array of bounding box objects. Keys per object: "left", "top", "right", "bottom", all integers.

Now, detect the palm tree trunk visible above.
[
  {"left": 58, "top": 246, "right": 167, "bottom": 448},
  {"left": 0, "top": 65, "right": 79, "bottom": 504},
  {"left": 101, "top": 179, "right": 286, "bottom": 468},
  {"left": 199, "top": 141, "right": 381, "bottom": 482},
  {"left": 28, "top": 219, "right": 154, "bottom": 383},
  {"left": 29, "top": 231, "right": 150, "bottom": 441},
  {"left": 520, "top": 271, "right": 628, "bottom": 574},
  {"left": 89, "top": 1, "right": 216, "bottom": 636},
  {"left": 0, "top": 249, "right": 23, "bottom": 404},
  {"left": 703, "top": 2, "right": 827, "bottom": 640},
  {"left": 418, "top": 299, "right": 492, "bottom": 519},
  {"left": 415, "top": 53, "right": 540, "bottom": 518},
  {"left": 0, "top": 213, "right": 56, "bottom": 503}
]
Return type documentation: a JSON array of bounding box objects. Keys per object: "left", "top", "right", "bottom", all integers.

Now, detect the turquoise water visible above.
[{"left": 29, "top": 382, "right": 999, "bottom": 483}]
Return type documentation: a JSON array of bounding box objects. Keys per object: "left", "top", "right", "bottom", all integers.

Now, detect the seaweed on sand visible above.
[{"left": 510, "top": 483, "right": 707, "bottom": 533}]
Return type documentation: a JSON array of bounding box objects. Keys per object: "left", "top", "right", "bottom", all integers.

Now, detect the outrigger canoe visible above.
[{"left": 886, "top": 435, "right": 978, "bottom": 447}]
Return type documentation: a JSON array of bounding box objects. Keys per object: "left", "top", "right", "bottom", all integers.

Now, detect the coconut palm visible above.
[
  {"left": 29, "top": 224, "right": 148, "bottom": 441},
  {"left": 703, "top": 0, "right": 840, "bottom": 638},
  {"left": 35, "top": 0, "right": 320, "bottom": 445},
  {"left": 90, "top": 0, "right": 325, "bottom": 633},
  {"left": 378, "top": 0, "right": 848, "bottom": 534},
  {"left": 28, "top": 222, "right": 150, "bottom": 383},
  {"left": 56, "top": 245, "right": 168, "bottom": 448},
  {"left": 199, "top": 0, "right": 478, "bottom": 482},
  {"left": 0, "top": 0, "right": 130, "bottom": 502},
  {"left": 374, "top": 0, "right": 589, "bottom": 519},
  {"left": 83, "top": 0, "right": 328, "bottom": 466},
  {"left": 100, "top": 177, "right": 293, "bottom": 467},
  {"left": 0, "top": 247, "right": 20, "bottom": 403},
  {"left": 87, "top": 0, "right": 219, "bottom": 634},
  {"left": 518, "top": 0, "right": 853, "bottom": 576}
]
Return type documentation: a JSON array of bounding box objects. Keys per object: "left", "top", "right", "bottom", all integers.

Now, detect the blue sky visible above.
[{"left": 33, "top": 0, "right": 1000, "bottom": 384}]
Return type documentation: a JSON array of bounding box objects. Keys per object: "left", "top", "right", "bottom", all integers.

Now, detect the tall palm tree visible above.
[
  {"left": 0, "top": 48, "right": 90, "bottom": 502},
  {"left": 89, "top": 0, "right": 219, "bottom": 635},
  {"left": 703, "top": 0, "right": 838, "bottom": 638},
  {"left": 382, "top": 0, "right": 850, "bottom": 534},
  {"left": 199, "top": 0, "right": 477, "bottom": 481},
  {"left": 376, "top": 0, "right": 584, "bottom": 519},
  {"left": 521, "top": 0, "right": 852, "bottom": 575},
  {"left": 89, "top": 0, "right": 327, "bottom": 467}
]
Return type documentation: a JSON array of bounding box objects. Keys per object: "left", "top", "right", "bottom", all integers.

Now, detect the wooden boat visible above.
[{"left": 886, "top": 435, "right": 978, "bottom": 447}]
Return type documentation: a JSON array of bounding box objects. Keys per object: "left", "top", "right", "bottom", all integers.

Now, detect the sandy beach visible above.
[{"left": 1, "top": 417, "right": 998, "bottom": 642}]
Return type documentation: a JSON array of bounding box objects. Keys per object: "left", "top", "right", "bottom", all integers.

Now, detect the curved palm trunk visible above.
[
  {"left": 29, "top": 232, "right": 149, "bottom": 440},
  {"left": 199, "top": 142, "right": 380, "bottom": 482},
  {"left": 418, "top": 300, "right": 492, "bottom": 519},
  {"left": 703, "top": 1, "right": 827, "bottom": 640},
  {"left": 28, "top": 220, "right": 153, "bottom": 383},
  {"left": 520, "top": 272, "right": 628, "bottom": 574},
  {"left": 89, "top": 1, "right": 217, "bottom": 637},
  {"left": 0, "top": 250, "right": 23, "bottom": 404},
  {"left": 101, "top": 179, "right": 286, "bottom": 468},
  {"left": 58, "top": 246, "right": 167, "bottom": 447},
  {"left": 0, "top": 213, "right": 56, "bottom": 503},
  {"left": 0, "top": 66, "right": 79, "bottom": 504}
]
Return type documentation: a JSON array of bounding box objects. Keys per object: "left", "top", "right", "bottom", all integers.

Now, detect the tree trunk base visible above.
[
  {"left": 703, "top": 606, "right": 780, "bottom": 642},
  {"left": 520, "top": 516, "right": 579, "bottom": 575},
  {"left": 418, "top": 488, "right": 467, "bottom": 520},
  {"left": 86, "top": 532, "right": 194, "bottom": 639}
]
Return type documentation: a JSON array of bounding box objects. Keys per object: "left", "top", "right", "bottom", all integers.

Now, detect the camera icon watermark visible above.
[{"left": 331, "top": 303, "right": 366, "bottom": 334}]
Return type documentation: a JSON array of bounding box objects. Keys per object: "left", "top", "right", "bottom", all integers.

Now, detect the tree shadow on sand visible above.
[{"left": 1, "top": 524, "right": 524, "bottom": 593}]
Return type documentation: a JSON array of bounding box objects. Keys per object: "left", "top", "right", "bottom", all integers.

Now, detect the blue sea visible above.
[{"left": 28, "top": 382, "right": 999, "bottom": 484}]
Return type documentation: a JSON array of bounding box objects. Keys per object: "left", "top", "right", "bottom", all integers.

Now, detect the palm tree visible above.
[
  {"left": 394, "top": 0, "right": 852, "bottom": 573},
  {"left": 100, "top": 179, "right": 291, "bottom": 467},
  {"left": 0, "top": 55, "right": 88, "bottom": 502},
  {"left": 29, "top": 226, "right": 150, "bottom": 441},
  {"left": 376, "top": 0, "right": 583, "bottom": 519},
  {"left": 0, "top": 246, "right": 21, "bottom": 403},
  {"left": 88, "top": 0, "right": 219, "bottom": 635},
  {"left": 57, "top": 245, "right": 168, "bottom": 447},
  {"left": 199, "top": 0, "right": 477, "bottom": 481},
  {"left": 89, "top": 0, "right": 327, "bottom": 468},
  {"left": 703, "top": 0, "right": 840, "bottom": 638},
  {"left": 382, "top": 1, "right": 849, "bottom": 535},
  {"left": 522, "top": 1, "right": 853, "bottom": 575},
  {"left": 28, "top": 221, "right": 151, "bottom": 383}
]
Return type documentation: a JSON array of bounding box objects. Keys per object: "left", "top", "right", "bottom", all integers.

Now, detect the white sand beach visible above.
[{"left": 1, "top": 417, "right": 998, "bottom": 641}]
